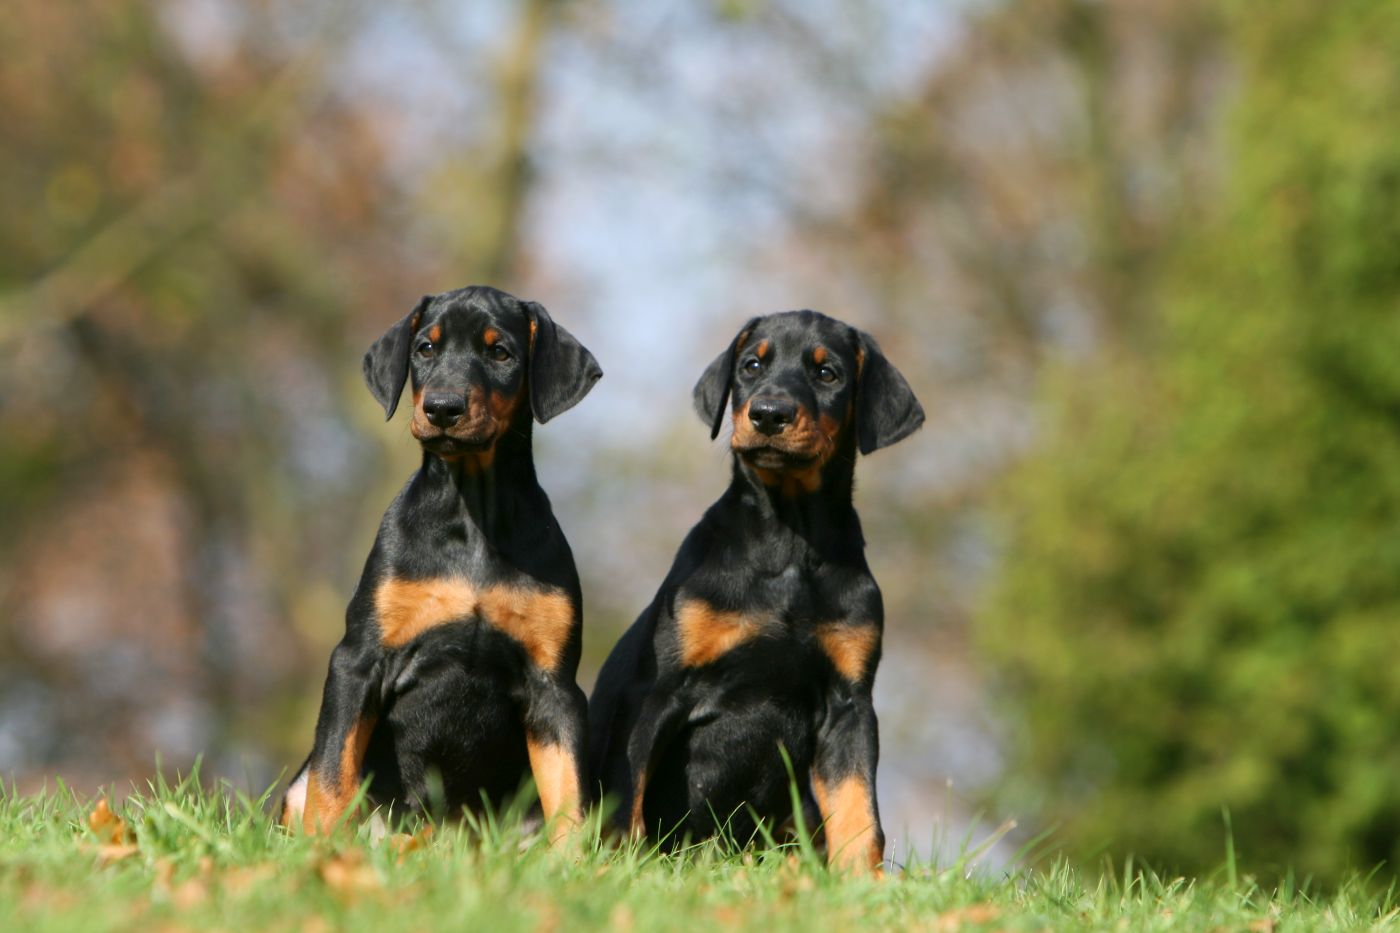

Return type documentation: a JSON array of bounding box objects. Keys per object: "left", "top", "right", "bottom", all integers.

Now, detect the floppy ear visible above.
[
  {"left": 854, "top": 329, "right": 925, "bottom": 455},
  {"left": 362, "top": 296, "right": 431, "bottom": 420},
  {"left": 693, "top": 317, "right": 760, "bottom": 439},
  {"left": 523, "top": 301, "right": 603, "bottom": 423}
]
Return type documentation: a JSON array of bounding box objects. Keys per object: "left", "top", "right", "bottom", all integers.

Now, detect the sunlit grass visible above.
[{"left": 0, "top": 768, "right": 1396, "bottom": 932}]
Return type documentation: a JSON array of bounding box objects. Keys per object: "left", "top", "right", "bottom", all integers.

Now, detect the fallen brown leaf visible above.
[
  {"left": 711, "top": 906, "right": 745, "bottom": 927},
  {"left": 220, "top": 864, "right": 277, "bottom": 897},
  {"left": 95, "top": 843, "right": 140, "bottom": 864},
  {"left": 170, "top": 879, "right": 208, "bottom": 910},
  {"left": 21, "top": 882, "right": 78, "bottom": 912},
  {"left": 609, "top": 904, "right": 634, "bottom": 933},
  {"left": 89, "top": 799, "right": 134, "bottom": 846},
  {"left": 388, "top": 825, "right": 434, "bottom": 862},
  {"left": 151, "top": 857, "right": 209, "bottom": 909},
  {"left": 318, "top": 849, "right": 381, "bottom": 897},
  {"left": 934, "top": 904, "right": 1002, "bottom": 931}
]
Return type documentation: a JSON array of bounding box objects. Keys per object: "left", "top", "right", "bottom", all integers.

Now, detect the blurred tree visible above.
[
  {"left": 0, "top": 0, "right": 412, "bottom": 784},
  {"left": 0, "top": 0, "right": 565, "bottom": 787},
  {"left": 979, "top": 0, "right": 1400, "bottom": 881}
]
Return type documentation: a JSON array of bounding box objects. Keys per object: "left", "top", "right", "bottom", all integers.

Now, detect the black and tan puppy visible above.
[
  {"left": 282, "top": 286, "right": 601, "bottom": 842},
  {"left": 588, "top": 310, "right": 923, "bottom": 872}
]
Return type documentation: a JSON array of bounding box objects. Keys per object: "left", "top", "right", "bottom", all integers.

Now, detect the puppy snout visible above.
[
  {"left": 748, "top": 397, "right": 797, "bottom": 436},
  {"left": 422, "top": 391, "right": 467, "bottom": 428}
]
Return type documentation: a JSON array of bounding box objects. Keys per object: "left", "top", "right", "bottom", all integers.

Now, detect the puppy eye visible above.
[
  {"left": 488, "top": 345, "right": 512, "bottom": 362},
  {"left": 416, "top": 341, "right": 434, "bottom": 358},
  {"left": 742, "top": 358, "right": 761, "bottom": 372},
  {"left": 815, "top": 364, "right": 838, "bottom": 383}
]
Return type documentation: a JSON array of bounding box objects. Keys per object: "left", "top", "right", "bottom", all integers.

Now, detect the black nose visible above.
[
  {"left": 422, "top": 391, "right": 466, "bottom": 427},
  {"left": 748, "top": 397, "right": 797, "bottom": 436}
]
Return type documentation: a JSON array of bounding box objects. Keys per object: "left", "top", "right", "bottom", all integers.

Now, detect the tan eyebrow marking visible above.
[
  {"left": 812, "top": 346, "right": 827, "bottom": 364},
  {"left": 427, "top": 324, "right": 442, "bottom": 342},
  {"left": 756, "top": 339, "right": 771, "bottom": 359},
  {"left": 483, "top": 326, "right": 500, "bottom": 345}
]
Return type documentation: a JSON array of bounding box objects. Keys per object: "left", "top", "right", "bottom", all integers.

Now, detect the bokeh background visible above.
[{"left": 3, "top": 0, "right": 1398, "bottom": 883}]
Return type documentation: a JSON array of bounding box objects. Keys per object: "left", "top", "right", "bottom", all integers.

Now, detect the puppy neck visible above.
[
  {"left": 728, "top": 451, "right": 863, "bottom": 559},
  {"left": 414, "top": 418, "right": 539, "bottom": 537}
]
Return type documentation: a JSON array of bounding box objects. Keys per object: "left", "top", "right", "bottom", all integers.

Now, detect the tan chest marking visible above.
[
  {"left": 816, "top": 622, "right": 879, "bottom": 683},
  {"left": 478, "top": 586, "right": 574, "bottom": 670},
  {"left": 375, "top": 577, "right": 574, "bottom": 669},
  {"left": 675, "top": 598, "right": 775, "bottom": 667}
]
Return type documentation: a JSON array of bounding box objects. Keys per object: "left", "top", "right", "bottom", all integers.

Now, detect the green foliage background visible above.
[{"left": 979, "top": 0, "right": 1400, "bottom": 882}]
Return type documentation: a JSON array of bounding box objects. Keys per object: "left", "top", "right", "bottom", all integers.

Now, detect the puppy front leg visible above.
[
  {"left": 812, "top": 686, "right": 885, "bottom": 874},
  {"left": 524, "top": 672, "right": 590, "bottom": 845},
  {"left": 298, "top": 641, "right": 382, "bottom": 834},
  {"left": 623, "top": 682, "right": 692, "bottom": 837}
]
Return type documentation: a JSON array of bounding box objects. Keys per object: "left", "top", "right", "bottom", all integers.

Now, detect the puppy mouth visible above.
[
  {"left": 735, "top": 443, "right": 820, "bottom": 471},
  {"left": 414, "top": 425, "right": 499, "bottom": 454}
]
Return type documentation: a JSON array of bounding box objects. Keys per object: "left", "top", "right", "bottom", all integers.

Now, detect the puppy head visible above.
[
  {"left": 693, "top": 311, "right": 923, "bottom": 486},
  {"left": 362, "top": 286, "right": 602, "bottom": 461}
]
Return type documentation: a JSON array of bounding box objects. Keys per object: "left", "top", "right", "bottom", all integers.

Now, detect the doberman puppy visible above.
[
  {"left": 588, "top": 310, "right": 923, "bottom": 872},
  {"left": 282, "top": 286, "right": 602, "bottom": 842}
]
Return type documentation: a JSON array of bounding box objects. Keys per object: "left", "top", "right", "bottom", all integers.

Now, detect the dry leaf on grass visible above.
[
  {"left": 933, "top": 904, "right": 1002, "bottom": 931},
  {"left": 86, "top": 801, "right": 140, "bottom": 864},
  {"left": 89, "top": 799, "right": 134, "bottom": 845},
  {"left": 220, "top": 864, "right": 277, "bottom": 897},
  {"left": 152, "top": 857, "right": 209, "bottom": 909},
  {"left": 388, "top": 825, "right": 434, "bottom": 862},
  {"left": 608, "top": 905, "right": 634, "bottom": 933},
  {"left": 318, "top": 849, "right": 381, "bottom": 897},
  {"left": 93, "top": 842, "right": 141, "bottom": 864},
  {"left": 1210, "top": 920, "right": 1278, "bottom": 933}
]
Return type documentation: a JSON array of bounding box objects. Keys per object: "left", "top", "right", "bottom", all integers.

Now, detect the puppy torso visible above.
[
  {"left": 286, "top": 286, "right": 600, "bottom": 832},
  {"left": 354, "top": 464, "right": 578, "bottom": 811},
  {"left": 589, "top": 310, "right": 921, "bottom": 867}
]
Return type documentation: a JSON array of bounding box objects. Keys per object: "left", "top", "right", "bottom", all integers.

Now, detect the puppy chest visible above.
[
  {"left": 671, "top": 594, "right": 878, "bottom": 682},
  {"left": 373, "top": 576, "right": 574, "bottom": 670}
]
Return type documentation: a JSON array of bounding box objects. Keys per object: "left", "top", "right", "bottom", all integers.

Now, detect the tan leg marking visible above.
[
  {"left": 303, "top": 714, "right": 377, "bottom": 834},
  {"left": 812, "top": 774, "right": 883, "bottom": 874},
  {"left": 815, "top": 622, "right": 879, "bottom": 683},
  {"left": 675, "top": 598, "right": 773, "bottom": 667},
  {"left": 527, "top": 739, "right": 583, "bottom": 844},
  {"left": 629, "top": 772, "right": 648, "bottom": 836}
]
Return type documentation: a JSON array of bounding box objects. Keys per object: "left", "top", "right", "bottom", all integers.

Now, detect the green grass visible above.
[{"left": 1, "top": 771, "right": 1395, "bottom": 932}]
